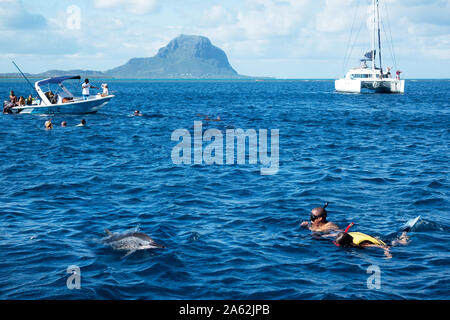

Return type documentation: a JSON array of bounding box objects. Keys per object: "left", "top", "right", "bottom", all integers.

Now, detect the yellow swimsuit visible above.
[{"left": 348, "top": 232, "right": 386, "bottom": 246}]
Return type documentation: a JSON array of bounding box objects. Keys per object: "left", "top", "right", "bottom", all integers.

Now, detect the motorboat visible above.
[{"left": 6, "top": 76, "right": 114, "bottom": 114}]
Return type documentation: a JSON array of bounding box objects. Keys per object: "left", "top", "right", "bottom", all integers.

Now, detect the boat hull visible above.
[
  {"left": 11, "top": 95, "right": 114, "bottom": 114},
  {"left": 335, "top": 79, "right": 405, "bottom": 94}
]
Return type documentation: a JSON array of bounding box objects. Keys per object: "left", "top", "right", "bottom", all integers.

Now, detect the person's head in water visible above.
[
  {"left": 45, "top": 119, "right": 53, "bottom": 130},
  {"left": 61, "top": 121, "right": 67, "bottom": 127},
  {"left": 81, "top": 119, "right": 86, "bottom": 125},
  {"left": 310, "top": 202, "right": 329, "bottom": 225},
  {"left": 335, "top": 232, "right": 354, "bottom": 247}
]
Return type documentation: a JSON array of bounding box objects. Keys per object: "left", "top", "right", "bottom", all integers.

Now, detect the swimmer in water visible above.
[
  {"left": 332, "top": 222, "right": 409, "bottom": 258},
  {"left": 197, "top": 114, "right": 221, "bottom": 121},
  {"left": 61, "top": 121, "right": 67, "bottom": 127},
  {"left": 300, "top": 202, "right": 339, "bottom": 232},
  {"left": 206, "top": 116, "right": 221, "bottom": 121},
  {"left": 44, "top": 119, "right": 53, "bottom": 130},
  {"left": 76, "top": 119, "right": 86, "bottom": 127},
  {"left": 133, "top": 110, "right": 143, "bottom": 116}
]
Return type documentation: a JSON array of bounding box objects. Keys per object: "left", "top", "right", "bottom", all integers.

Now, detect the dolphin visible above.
[{"left": 103, "top": 229, "right": 165, "bottom": 257}]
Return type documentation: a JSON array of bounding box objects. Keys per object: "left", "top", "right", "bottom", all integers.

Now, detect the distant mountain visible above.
[
  {"left": 1, "top": 35, "right": 251, "bottom": 79},
  {"left": 0, "top": 70, "right": 105, "bottom": 79},
  {"left": 107, "top": 35, "right": 244, "bottom": 79}
]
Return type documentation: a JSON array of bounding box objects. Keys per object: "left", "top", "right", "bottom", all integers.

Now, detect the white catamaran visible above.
[{"left": 335, "top": 0, "right": 405, "bottom": 93}]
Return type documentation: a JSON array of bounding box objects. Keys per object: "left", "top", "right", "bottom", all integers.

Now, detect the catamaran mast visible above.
[
  {"left": 371, "top": 0, "right": 376, "bottom": 70},
  {"left": 377, "top": 0, "right": 382, "bottom": 72}
]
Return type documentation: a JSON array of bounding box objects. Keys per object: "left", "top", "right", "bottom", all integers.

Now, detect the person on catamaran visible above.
[
  {"left": 82, "top": 79, "right": 98, "bottom": 100},
  {"left": 300, "top": 202, "right": 340, "bottom": 232},
  {"left": 386, "top": 66, "right": 392, "bottom": 78},
  {"left": 396, "top": 70, "right": 402, "bottom": 80}
]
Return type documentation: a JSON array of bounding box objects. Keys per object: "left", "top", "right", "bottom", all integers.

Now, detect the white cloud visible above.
[
  {"left": 93, "top": 0, "right": 157, "bottom": 15},
  {"left": 0, "top": 0, "right": 46, "bottom": 30},
  {"left": 315, "top": 0, "right": 356, "bottom": 33}
]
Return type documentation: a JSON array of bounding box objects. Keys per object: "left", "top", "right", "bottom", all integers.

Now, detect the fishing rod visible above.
[{"left": 12, "top": 61, "right": 36, "bottom": 93}]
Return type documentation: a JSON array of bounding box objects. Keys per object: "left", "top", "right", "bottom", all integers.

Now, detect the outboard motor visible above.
[{"left": 3, "top": 101, "right": 13, "bottom": 114}]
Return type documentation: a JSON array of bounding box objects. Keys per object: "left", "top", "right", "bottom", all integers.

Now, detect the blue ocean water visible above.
[{"left": 0, "top": 79, "right": 449, "bottom": 300}]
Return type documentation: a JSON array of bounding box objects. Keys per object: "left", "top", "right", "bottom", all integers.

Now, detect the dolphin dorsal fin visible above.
[{"left": 105, "top": 229, "right": 113, "bottom": 236}]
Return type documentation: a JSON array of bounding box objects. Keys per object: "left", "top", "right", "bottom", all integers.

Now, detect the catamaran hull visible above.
[
  {"left": 11, "top": 96, "right": 114, "bottom": 114},
  {"left": 335, "top": 79, "right": 405, "bottom": 93}
]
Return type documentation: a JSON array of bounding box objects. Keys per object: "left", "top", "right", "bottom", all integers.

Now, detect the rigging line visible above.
[
  {"left": 381, "top": 16, "right": 396, "bottom": 71},
  {"left": 383, "top": 0, "right": 397, "bottom": 69},
  {"left": 342, "top": 0, "right": 361, "bottom": 76},
  {"left": 346, "top": 6, "right": 365, "bottom": 73}
]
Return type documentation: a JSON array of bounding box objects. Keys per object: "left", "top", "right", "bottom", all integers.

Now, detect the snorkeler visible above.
[
  {"left": 44, "top": 119, "right": 53, "bottom": 130},
  {"left": 332, "top": 222, "right": 409, "bottom": 258},
  {"left": 197, "top": 114, "right": 221, "bottom": 121},
  {"left": 76, "top": 119, "right": 86, "bottom": 127},
  {"left": 300, "top": 202, "right": 339, "bottom": 232}
]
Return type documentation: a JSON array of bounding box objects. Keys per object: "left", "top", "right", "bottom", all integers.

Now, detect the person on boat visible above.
[
  {"left": 82, "top": 79, "right": 98, "bottom": 100},
  {"left": 100, "top": 83, "right": 109, "bottom": 97},
  {"left": 44, "top": 119, "right": 53, "bottom": 130},
  {"left": 76, "top": 119, "right": 86, "bottom": 127},
  {"left": 332, "top": 223, "right": 409, "bottom": 259},
  {"left": 18, "top": 96, "right": 25, "bottom": 106},
  {"left": 3, "top": 102, "right": 13, "bottom": 114},
  {"left": 300, "top": 202, "right": 339, "bottom": 232},
  {"left": 45, "top": 90, "right": 57, "bottom": 104},
  {"left": 61, "top": 121, "right": 67, "bottom": 127},
  {"left": 26, "top": 95, "right": 33, "bottom": 105},
  {"left": 386, "top": 67, "right": 392, "bottom": 78},
  {"left": 9, "top": 91, "right": 18, "bottom": 105},
  {"left": 396, "top": 70, "right": 402, "bottom": 80},
  {"left": 3, "top": 91, "right": 16, "bottom": 113}
]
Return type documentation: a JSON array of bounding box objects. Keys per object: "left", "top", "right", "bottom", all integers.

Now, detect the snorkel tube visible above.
[{"left": 344, "top": 222, "right": 354, "bottom": 233}]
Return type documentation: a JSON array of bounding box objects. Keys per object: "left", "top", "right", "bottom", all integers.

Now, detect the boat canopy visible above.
[{"left": 36, "top": 76, "right": 81, "bottom": 87}]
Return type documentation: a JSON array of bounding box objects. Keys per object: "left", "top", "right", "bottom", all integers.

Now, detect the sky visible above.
[{"left": 0, "top": 0, "right": 449, "bottom": 78}]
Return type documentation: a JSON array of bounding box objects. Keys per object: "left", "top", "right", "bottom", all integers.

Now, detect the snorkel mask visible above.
[{"left": 310, "top": 202, "right": 329, "bottom": 222}]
